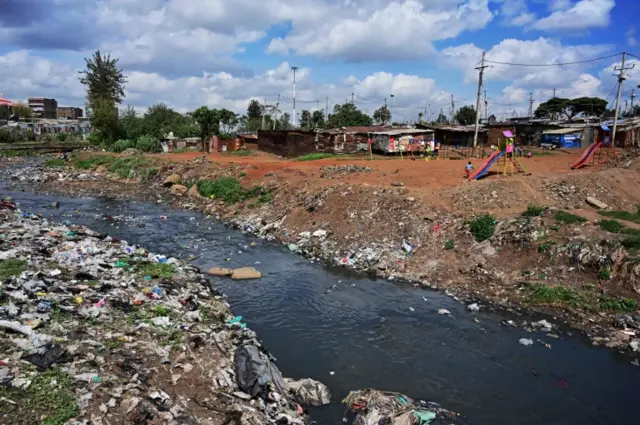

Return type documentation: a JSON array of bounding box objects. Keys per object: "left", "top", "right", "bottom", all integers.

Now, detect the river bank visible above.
[
  {"left": 3, "top": 168, "right": 640, "bottom": 425},
  {"left": 7, "top": 153, "right": 640, "bottom": 357},
  {"left": 0, "top": 201, "right": 336, "bottom": 425}
]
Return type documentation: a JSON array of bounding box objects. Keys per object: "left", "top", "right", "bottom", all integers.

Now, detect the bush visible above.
[
  {"left": 257, "top": 192, "right": 273, "bottom": 204},
  {"left": 197, "top": 177, "right": 259, "bottom": 205},
  {"left": 108, "top": 157, "right": 151, "bottom": 178},
  {"left": 110, "top": 139, "right": 136, "bottom": 153},
  {"left": 0, "top": 127, "right": 35, "bottom": 144},
  {"left": 523, "top": 204, "right": 545, "bottom": 217},
  {"left": 599, "top": 295, "right": 637, "bottom": 313},
  {"left": 135, "top": 134, "right": 162, "bottom": 153},
  {"left": 599, "top": 209, "right": 640, "bottom": 223},
  {"left": 55, "top": 133, "right": 68, "bottom": 142},
  {"left": 555, "top": 211, "right": 587, "bottom": 224},
  {"left": 45, "top": 158, "right": 67, "bottom": 168},
  {"left": 469, "top": 214, "right": 496, "bottom": 242},
  {"left": 444, "top": 240, "right": 455, "bottom": 250},
  {"left": 599, "top": 219, "right": 623, "bottom": 233},
  {"left": 621, "top": 235, "right": 640, "bottom": 250}
]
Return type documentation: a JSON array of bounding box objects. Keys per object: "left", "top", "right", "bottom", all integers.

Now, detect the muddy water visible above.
[{"left": 4, "top": 187, "right": 640, "bottom": 425}]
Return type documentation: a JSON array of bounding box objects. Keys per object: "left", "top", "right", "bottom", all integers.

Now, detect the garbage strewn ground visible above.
[
  {"left": 0, "top": 202, "right": 329, "bottom": 425},
  {"left": 343, "top": 389, "right": 468, "bottom": 425}
]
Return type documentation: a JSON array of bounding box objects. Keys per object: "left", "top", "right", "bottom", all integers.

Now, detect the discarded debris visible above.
[
  {"left": 438, "top": 308, "right": 451, "bottom": 316},
  {"left": 519, "top": 338, "right": 534, "bottom": 346}
]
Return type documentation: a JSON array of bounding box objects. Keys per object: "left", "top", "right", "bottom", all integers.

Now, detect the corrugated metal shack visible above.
[
  {"left": 416, "top": 124, "right": 487, "bottom": 147},
  {"left": 541, "top": 128, "right": 582, "bottom": 148},
  {"left": 371, "top": 128, "right": 434, "bottom": 153},
  {"left": 257, "top": 130, "right": 316, "bottom": 157},
  {"left": 315, "top": 126, "right": 390, "bottom": 154}
]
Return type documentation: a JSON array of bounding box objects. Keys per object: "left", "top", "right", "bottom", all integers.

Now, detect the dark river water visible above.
[{"left": 2, "top": 183, "right": 640, "bottom": 425}]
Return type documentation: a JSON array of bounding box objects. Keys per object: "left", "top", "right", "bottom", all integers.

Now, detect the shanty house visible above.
[
  {"left": 541, "top": 128, "right": 583, "bottom": 149},
  {"left": 315, "top": 126, "right": 390, "bottom": 154},
  {"left": 416, "top": 124, "right": 488, "bottom": 147},
  {"left": 370, "top": 129, "right": 434, "bottom": 153},
  {"left": 257, "top": 130, "right": 316, "bottom": 157}
]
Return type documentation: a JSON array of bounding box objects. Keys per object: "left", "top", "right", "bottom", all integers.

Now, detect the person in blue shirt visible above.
[{"left": 465, "top": 161, "right": 473, "bottom": 178}]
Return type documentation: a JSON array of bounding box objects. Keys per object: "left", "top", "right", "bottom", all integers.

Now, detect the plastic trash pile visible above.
[
  {"left": 343, "top": 389, "right": 468, "bottom": 425},
  {"left": 0, "top": 201, "right": 329, "bottom": 425}
]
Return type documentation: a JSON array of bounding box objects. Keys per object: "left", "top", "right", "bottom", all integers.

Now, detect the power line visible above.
[{"left": 485, "top": 53, "right": 621, "bottom": 67}]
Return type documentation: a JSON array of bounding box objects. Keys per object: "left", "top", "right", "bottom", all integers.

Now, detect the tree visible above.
[
  {"left": 418, "top": 112, "right": 424, "bottom": 124},
  {"left": 192, "top": 106, "right": 219, "bottom": 152},
  {"left": 311, "top": 110, "right": 325, "bottom": 128},
  {"left": 218, "top": 108, "right": 239, "bottom": 135},
  {"left": 534, "top": 97, "right": 568, "bottom": 120},
  {"left": 299, "top": 110, "right": 312, "bottom": 129},
  {"left": 12, "top": 102, "right": 32, "bottom": 119},
  {"left": 534, "top": 97, "right": 607, "bottom": 121},
  {"left": 454, "top": 105, "right": 476, "bottom": 125},
  {"left": 326, "top": 103, "right": 372, "bottom": 128},
  {"left": 278, "top": 112, "right": 291, "bottom": 130},
  {"left": 247, "top": 99, "right": 262, "bottom": 120},
  {"left": 488, "top": 114, "right": 497, "bottom": 124},
  {"left": 373, "top": 105, "right": 391, "bottom": 125},
  {"left": 0, "top": 105, "right": 9, "bottom": 120},
  {"left": 436, "top": 112, "right": 447, "bottom": 124},
  {"left": 119, "top": 106, "right": 144, "bottom": 140},
  {"left": 79, "top": 50, "right": 127, "bottom": 144},
  {"left": 568, "top": 97, "right": 607, "bottom": 117},
  {"left": 143, "top": 103, "right": 182, "bottom": 139}
]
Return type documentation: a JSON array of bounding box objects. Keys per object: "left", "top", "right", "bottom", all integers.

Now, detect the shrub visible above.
[
  {"left": 45, "top": 158, "right": 67, "bottom": 168},
  {"left": 197, "top": 177, "right": 259, "bottom": 205},
  {"left": 599, "top": 296, "right": 637, "bottom": 313},
  {"left": 108, "top": 157, "right": 151, "bottom": 178},
  {"left": 136, "top": 134, "right": 162, "bottom": 153},
  {"left": 599, "top": 219, "right": 623, "bottom": 233},
  {"left": 257, "top": 192, "right": 273, "bottom": 204},
  {"left": 599, "top": 209, "right": 640, "bottom": 223},
  {"left": 523, "top": 204, "right": 545, "bottom": 217},
  {"left": 621, "top": 235, "right": 640, "bottom": 250},
  {"left": 0, "top": 127, "right": 35, "bottom": 144},
  {"left": 555, "top": 211, "right": 587, "bottom": 224},
  {"left": 444, "top": 240, "right": 455, "bottom": 250},
  {"left": 110, "top": 139, "right": 136, "bottom": 153},
  {"left": 55, "top": 133, "right": 68, "bottom": 142},
  {"left": 468, "top": 214, "right": 496, "bottom": 242}
]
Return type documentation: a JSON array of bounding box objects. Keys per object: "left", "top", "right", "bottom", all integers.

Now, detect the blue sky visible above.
[{"left": 1, "top": 0, "right": 639, "bottom": 122}]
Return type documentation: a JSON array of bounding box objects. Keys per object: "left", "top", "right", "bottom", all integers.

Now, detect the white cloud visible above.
[
  {"left": 267, "top": 0, "right": 493, "bottom": 61},
  {"left": 628, "top": 28, "right": 639, "bottom": 47},
  {"left": 496, "top": 0, "right": 536, "bottom": 26},
  {"left": 532, "top": 0, "right": 615, "bottom": 31}
]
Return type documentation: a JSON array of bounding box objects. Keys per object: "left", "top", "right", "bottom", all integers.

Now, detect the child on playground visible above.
[{"left": 465, "top": 161, "right": 473, "bottom": 178}]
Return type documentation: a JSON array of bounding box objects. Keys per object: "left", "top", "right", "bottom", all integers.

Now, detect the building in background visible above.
[
  {"left": 57, "top": 106, "right": 83, "bottom": 119},
  {"left": 28, "top": 97, "right": 58, "bottom": 119}
]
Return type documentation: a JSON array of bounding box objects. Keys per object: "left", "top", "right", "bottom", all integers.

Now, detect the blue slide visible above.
[{"left": 469, "top": 150, "right": 504, "bottom": 180}]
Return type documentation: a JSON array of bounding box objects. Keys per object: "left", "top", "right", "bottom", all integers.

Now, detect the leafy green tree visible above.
[
  {"left": 143, "top": 103, "right": 183, "bottom": 139},
  {"left": 436, "top": 112, "right": 447, "bottom": 124},
  {"left": 172, "top": 113, "right": 200, "bottom": 138},
  {"left": 418, "top": 112, "right": 424, "bottom": 123},
  {"left": 192, "top": 106, "right": 219, "bottom": 152},
  {"left": 79, "top": 50, "right": 127, "bottom": 144},
  {"left": 119, "top": 106, "right": 144, "bottom": 140},
  {"left": 12, "top": 102, "right": 33, "bottom": 119},
  {"left": 247, "top": 99, "right": 262, "bottom": 120},
  {"left": 454, "top": 105, "right": 476, "bottom": 125},
  {"left": 373, "top": 105, "right": 391, "bottom": 125},
  {"left": 327, "top": 103, "right": 372, "bottom": 128},
  {"left": 278, "top": 112, "right": 291, "bottom": 130},
  {"left": 0, "top": 105, "right": 9, "bottom": 120},
  {"left": 218, "top": 108, "right": 239, "bottom": 135},
  {"left": 535, "top": 97, "right": 607, "bottom": 121},
  {"left": 312, "top": 110, "right": 325, "bottom": 128},
  {"left": 299, "top": 110, "right": 312, "bottom": 129}
]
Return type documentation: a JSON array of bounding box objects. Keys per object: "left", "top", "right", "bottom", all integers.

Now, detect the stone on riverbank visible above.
[
  {"left": 163, "top": 173, "right": 181, "bottom": 186},
  {"left": 170, "top": 184, "right": 188, "bottom": 195},
  {"left": 188, "top": 184, "right": 200, "bottom": 198},
  {"left": 207, "top": 267, "right": 233, "bottom": 276},
  {"left": 95, "top": 165, "right": 109, "bottom": 173},
  {"left": 586, "top": 196, "right": 608, "bottom": 209},
  {"left": 231, "top": 267, "right": 262, "bottom": 280}
]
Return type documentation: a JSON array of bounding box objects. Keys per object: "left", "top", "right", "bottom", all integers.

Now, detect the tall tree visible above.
[
  {"left": 192, "top": 106, "right": 220, "bottom": 152},
  {"left": 311, "top": 110, "right": 325, "bottom": 128},
  {"left": 454, "top": 105, "right": 476, "bottom": 125},
  {"left": 278, "top": 112, "right": 291, "bottom": 130},
  {"left": 373, "top": 105, "right": 391, "bottom": 125},
  {"left": 218, "top": 108, "right": 239, "bottom": 135},
  {"left": 119, "top": 106, "right": 144, "bottom": 140},
  {"left": 418, "top": 112, "right": 424, "bottom": 124},
  {"left": 299, "top": 110, "right": 312, "bottom": 129},
  {"left": 534, "top": 97, "right": 607, "bottom": 121},
  {"left": 436, "top": 112, "right": 447, "bottom": 124},
  {"left": 143, "top": 103, "right": 182, "bottom": 139},
  {"left": 327, "top": 103, "right": 372, "bottom": 128},
  {"left": 79, "top": 50, "right": 127, "bottom": 144},
  {"left": 247, "top": 99, "right": 262, "bottom": 120}
]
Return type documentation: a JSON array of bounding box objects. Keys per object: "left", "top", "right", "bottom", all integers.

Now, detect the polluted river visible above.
[{"left": 2, "top": 182, "right": 640, "bottom": 425}]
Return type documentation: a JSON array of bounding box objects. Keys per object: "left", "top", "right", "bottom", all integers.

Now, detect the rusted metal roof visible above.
[{"left": 419, "top": 124, "right": 487, "bottom": 133}]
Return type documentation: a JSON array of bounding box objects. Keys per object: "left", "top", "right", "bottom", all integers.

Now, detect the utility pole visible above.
[
  {"left": 390, "top": 94, "right": 394, "bottom": 124},
  {"left": 552, "top": 88, "right": 556, "bottom": 98},
  {"left": 483, "top": 90, "right": 488, "bottom": 122},
  {"left": 427, "top": 104, "right": 432, "bottom": 123},
  {"left": 631, "top": 89, "right": 636, "bottom": 116},
  {"left": 612, "top": 52, "right": 634, "bottom": 146},
  {"left": 261, "top": 97, "right": 267, "bottom": 130},
  {"left": 325, "top": 97, "right": 328, "bottom": 121},
  {"left": 316, "top": 100, "right": 319, "bottom": 111},
  {"left": 450, "top": 94, "right": 455, "bottom": 124},
  {"left": 528, "top": 92, "right": 534, "bottom": 118},
  {"left": 291, "top": 66, "right": 298, "bottom": 128},
  {"left": 272, "top": 94, "right": 280, "bottom": 130},
  {"left": 473, "top": 51, "right": 488, "bottom": 148},
  {"left": 351, "top": 92, "right": 355, "bottom": 105}
]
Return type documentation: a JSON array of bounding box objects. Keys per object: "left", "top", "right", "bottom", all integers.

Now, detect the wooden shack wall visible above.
[{"left": 258, "top": 130, "right": 316, "bottom": 157}]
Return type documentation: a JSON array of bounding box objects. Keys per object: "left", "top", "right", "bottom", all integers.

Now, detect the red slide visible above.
[
  {"left": 570, "top": 142, "right": 601, "bottom": 170},
  {"left": 469, "top": 150, "right": 504, "bottom": 180}
]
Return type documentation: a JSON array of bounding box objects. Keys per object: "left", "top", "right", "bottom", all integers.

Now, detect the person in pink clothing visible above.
[{"left": 506, "top": 140, "right": 514, "bottom": 159}]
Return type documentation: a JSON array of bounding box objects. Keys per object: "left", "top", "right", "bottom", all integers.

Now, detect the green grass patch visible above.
[
  {"left": 224, "top": 150, "right": 252, "bottom": 157},
  {"left": 71, "top": 155, "right": 114, "bottom": 170},
  {"left": 599, "top": 295, "right": 637, "bottom": 313},
  {"left": 44, "top": 158, "right": 67, "bottom": 168},
  {"left": 555, "top": 210, "right": 587, "bottom": 224},
  {"left": 108, "top": 157, "right": 152, "bottom": 179},
  {"left": 0, "top": 368, "right": 78, "bottom": 425},
  {"left": 622, "top": 228, "right": 640, "bottom": 237},
  {"left": 444, "top": 240, "right": 455, "bottom": 250},
  {"left": 621, "top": 235, "right": 640, "bottom": 250},
  {"left": 296, "top": 153, "right": 335, "bottom": 161},
  {"left": 0, "top": 259, "right": 27, "bottom": 280},
  {"left": 525, "top": 283, "right": 638, "bottom": 313},
  {"left": 257, "top": 191, "right": 273, "bottom": 205},
  {"left": 599, "top": 219, "right": 623, "bottom": 233},
  {"left": 599, "top": 209, "right": 640, "bottom": 224},
  {"left": 537, "top": 242, "right": 555, "bottom": 253},
  {"left": 139, "top": 167, "right": 159, "bottom": 181},
  {"left": 137, "top": 262, "right": 174, "bottom": 279},
  {"left": 468, "top": 214, "right": 497, "bottom": 242},
  {"left": 523, "top": 204, "right": 545, "bottom": 217},
  {"left": 197, "top": 177, "right": 260, "bottom": 204}
]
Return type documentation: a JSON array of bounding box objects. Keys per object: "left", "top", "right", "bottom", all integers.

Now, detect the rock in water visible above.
[
  {"left": 231, "top": 267, "right": 262, "bottom": 280},
  {"left": 170, "top": 184, "right": 188, "bottom": 195},
  {"left": 207, "top": 267, "right": 233, "bottom": 276},
  {"left": 285, "top": 378, "right": 331, "bottom": 406},
  {"left": 163, "top": 173, "right": 181, "bottom": 186}
]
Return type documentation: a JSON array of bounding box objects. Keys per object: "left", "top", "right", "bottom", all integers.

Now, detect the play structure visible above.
[
  {"left": 570, "top": 124, "right": 619, "bottom": 170},
  {"left": 469, "top": 131, "right": 528, "bottom": 180}
]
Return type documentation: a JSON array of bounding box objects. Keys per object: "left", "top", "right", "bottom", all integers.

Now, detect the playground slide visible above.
[
  {"left": 569, "top": 141, "right": 602, "bottom": 170},
  {"left": 469, "top": 150, "right": 504, "bottom": 180}
]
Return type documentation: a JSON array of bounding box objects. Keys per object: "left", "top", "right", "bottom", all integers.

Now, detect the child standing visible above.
[{"left": 465, "top": 161, "right": 473, "bottom": 178}]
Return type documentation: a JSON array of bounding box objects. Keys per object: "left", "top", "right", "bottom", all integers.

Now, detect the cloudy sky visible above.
[{"left": 1, "top": 0, "right": 639, "bottom": 122}]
